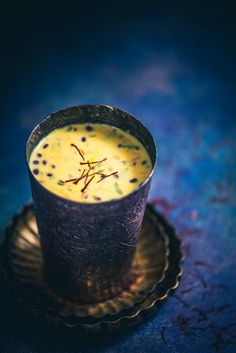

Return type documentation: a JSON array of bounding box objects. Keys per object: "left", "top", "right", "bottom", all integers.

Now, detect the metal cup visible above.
[{"left": 25, "top": 104, "right": 157, "bottom": 303}]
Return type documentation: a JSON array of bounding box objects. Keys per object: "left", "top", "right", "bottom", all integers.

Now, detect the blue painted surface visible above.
[{"left": 0, "top": 2, "right": 235, "bottom": 352}]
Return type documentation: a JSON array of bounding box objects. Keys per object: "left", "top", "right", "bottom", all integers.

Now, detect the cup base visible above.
[{"left": 43, "top": 265, "right": 133, "bottom": 304}]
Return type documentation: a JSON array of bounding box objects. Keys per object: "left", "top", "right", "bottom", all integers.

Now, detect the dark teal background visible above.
[{"left": 0, "top": 1, "right": 236, "bottom": 352}]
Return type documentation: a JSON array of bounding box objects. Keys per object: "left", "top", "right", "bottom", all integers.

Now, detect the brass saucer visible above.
[{"left": 0, "top": 203, "right": 183, "bottom": 332}]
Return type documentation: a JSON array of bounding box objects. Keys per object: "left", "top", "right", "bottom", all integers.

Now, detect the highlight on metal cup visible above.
[{"left": 25, "top": 104, "right": 157, "bottom": 303}]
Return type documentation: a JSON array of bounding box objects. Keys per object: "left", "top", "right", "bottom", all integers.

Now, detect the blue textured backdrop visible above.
[{"left": 0, "top": 1, "right": 235, "bottom": 352}]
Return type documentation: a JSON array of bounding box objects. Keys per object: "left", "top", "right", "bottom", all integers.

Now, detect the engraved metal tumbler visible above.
[{"left": 25, "top": 105, "right": 157, "bottom": 303}]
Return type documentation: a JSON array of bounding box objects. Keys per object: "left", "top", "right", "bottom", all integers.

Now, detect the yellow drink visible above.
[{"left": 29, "top": 123, "right": 152, "bottom": 202}]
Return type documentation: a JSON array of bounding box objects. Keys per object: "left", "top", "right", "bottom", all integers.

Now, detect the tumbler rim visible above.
[{"left": 25, "top": 104, "right": 157, "bottom": 207}]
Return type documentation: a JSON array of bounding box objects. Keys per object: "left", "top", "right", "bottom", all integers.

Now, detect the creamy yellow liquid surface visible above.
[{"left": 29, "top": 123, "right": 152, "bottom": 202}]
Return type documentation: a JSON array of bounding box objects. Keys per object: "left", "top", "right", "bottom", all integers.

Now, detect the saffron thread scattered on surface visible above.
[
  {"left": 81, "top": 175, "right": 95, "bottom": 193},
  {"left": 80, "top": 158, "right": 107, "bottom": 166},
  {"left": 70, "top": 143, "right": 85, "bottom": 161},
  {"left": 97, "top": 171, "right": 118, "bottom": 183}
]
